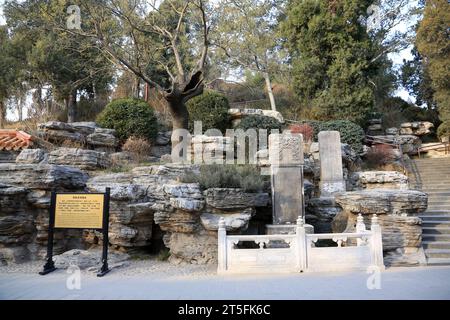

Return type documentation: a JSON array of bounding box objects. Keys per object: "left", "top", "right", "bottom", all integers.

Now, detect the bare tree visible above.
[{"left": 66, "top": 0, "right": 212, "bottom": 144}]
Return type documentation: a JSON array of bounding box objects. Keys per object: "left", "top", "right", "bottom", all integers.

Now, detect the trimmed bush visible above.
[
  {"left": 437, "top": 120, "right": 450, "bottom": 140},
  {"left": 236, "top": 114, "right": 283, "bottom": 133},
  {"left": 96, "top": 98, "right": 158, "bottom": 141},
  {"left": 182, "top": 164, "right": 269, "bottom": 192},
  {"left": 187, "top": 91, "right": 231, "bottom": 133}
]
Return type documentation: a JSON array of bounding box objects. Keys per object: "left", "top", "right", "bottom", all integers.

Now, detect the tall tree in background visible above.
[
  {"left": 214, "top": 0, "right": 285, "bottom": 111},
  {"left": 60, "top": 0, "right": 212, "bottom": 141},
  {"left": 416, "top": 0, "right": 450, "bottom": 130},
  {"left": 282, "top": 0, "right": 379, "bottom": 124},
  {"left": 4, "top": 0, "right": 114, "bottom": 122},
  {"left": 0, "top": 25, "right": 24, "bottom": 127}
]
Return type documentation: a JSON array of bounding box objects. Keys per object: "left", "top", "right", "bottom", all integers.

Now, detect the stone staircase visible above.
[{"left": 408, "top": 157, "right": 450, "bottom": 266}]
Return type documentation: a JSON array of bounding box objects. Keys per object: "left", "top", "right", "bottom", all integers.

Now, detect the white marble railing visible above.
[{"left": 217, "top": 214, "right": 384, "bottom": 274}]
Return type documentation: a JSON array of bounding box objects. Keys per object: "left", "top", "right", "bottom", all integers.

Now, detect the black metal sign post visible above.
[
  {"left": 39, "top": 188, "right": 111, "bottom": 277},
  {"left": 39, "top": 191, "right": 57, "bottom": 275},
  {"left": 97, "top": 188, "right": 110, "bottom": 277}
]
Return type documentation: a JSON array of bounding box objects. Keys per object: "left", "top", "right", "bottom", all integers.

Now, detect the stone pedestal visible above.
[
  {"left": 266, "top": 224, "right": 314, "bottom": 235},
  {"left": 318, "top": 131, "right": 346, "bottom": 196},
  {"left": 265, "top": 223, "right": 314, "bottom": 248}
]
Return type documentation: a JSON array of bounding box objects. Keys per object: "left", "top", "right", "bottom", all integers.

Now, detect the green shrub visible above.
[
  {"left": 236, "top": 114, "right": 283, "bottom": 133},
  {"left": 187, "top": 91, "right": 231, "bottom": 133},
  {"left": 182, "top": 164, "right": 269, "bottom": 192},
  {"left": 437, "top": 120, "right": 450, "bottom": 139},
  {"left": 296, "top": 120, "right": 364, "bottom": 154},
  {"left": 96, "top": 98, "right": 158, "bottom": 141}
]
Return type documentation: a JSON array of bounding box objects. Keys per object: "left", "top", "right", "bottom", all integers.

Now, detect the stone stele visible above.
[{"left": 318, "top": 131, "right": 346, "bottom": 196}]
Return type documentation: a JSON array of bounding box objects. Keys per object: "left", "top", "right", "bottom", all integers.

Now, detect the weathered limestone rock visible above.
[
  {"left": 318, "top": 131, "right": 346, "bottom": 196},
  {"left": 164, "top": 183, "right": 203, "bottom": 199},
  {"left": 228, "top": 108, "right": 284, "bottom": 125},
  {"left": 190, "top": 135, "right": 233, "bottom": 163},
  {"left": 333, "top": 189, "right": 428, "bottom": 266},
  {"left": 38, "top": 121, "right": 76, "bottom": 132},
  {"left": 110, "top": 152, "right": 133, "bottom": 166},
  {"left": 400, "top": 121, "right": 434, "bottom": 136},
  {"left": 86, "top": 170, "right": 172, "bottom": 248},
  {"left": 38, "top": 121, "right": 119, "bottom": 151},
  {"left": 169, "top": 198, "right": 205, "bottom": 212},
  {"left": 200, "top": 209, "right": 254, "bottom": 231},
  {"left": 70, "top": 122, "right": 98, "bottom": 135},
  {"left": 349, "top": 171, "right": 408, "bottom": 190},
  {"left": 48, "top": 148, "right": 111, "bottom": 170},
  {"left": 0, "top": 163, "right": 88, "bottom": 190},
  {"left": 154, "top": 210, "right": 199, "bottom": 233},
  {"left": 156, "top": 131, "right": 171, "bottom": 146},
  {"left": 15, "top": 149, "right": 47, "bottom": 164},
  {"left": 385, "top": 127, "right": 399, "bottom": 135},
  {"left": 164, "top": 231, "right": 218, "bottom": 264},
  {"left": 335, "top": 189, "right": 427, "bottom": 216},
  {"left": 86, "top": 131, "right": 118, "bottom": 148},
  {"left": 53, "top": 249, "right": 129, "bottom": 269},
  {"left": 204, "top": 188, "right": 270, "bottom": 209},
  {"left": 367, "top": 119, "right": 383, "bottom": 135},
  {"left": 0, "top": 150, "right": 19, "bottom": 163},
  {"left": 261, "top": 110, "right": 284, "bottom": 123},
  {"left": 306, "top": 197, "right": 342, "bottom": 233},
  {"left": 371, "top": 135, "right": 421, "bottom": 154}
]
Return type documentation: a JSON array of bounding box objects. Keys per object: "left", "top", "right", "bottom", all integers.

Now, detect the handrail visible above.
[{"left": 417, "top": 141, "right": 450, "bottom": 158}]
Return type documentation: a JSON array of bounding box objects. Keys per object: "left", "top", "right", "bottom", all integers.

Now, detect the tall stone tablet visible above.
[{"left": 318, "top": 131, "right": 346, "bottom": 197}]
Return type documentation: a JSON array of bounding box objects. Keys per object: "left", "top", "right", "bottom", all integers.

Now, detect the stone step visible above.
[
  {"left": 424, "top": 249, "right": 450, "bottom": 259},
  {"left": 425, "top": 191, "right": 450, "bottom": 196},
  {"left": 422, "top": 210, "right": 450, "bottom": 216},
  {"left": 427, "top": 201, "right": 450, "bottom": 206},
  {"left": 422, "top": 234, "right": 450, "bottom": 241},
  {"left": 422, "top": 227, "right": 450, "bottom": 235},
  {"left": 422, "top": 221, "right": 450, "bottom": 227},
  {"left": 420, "top": 215, "right": 450, "bottom": 221},
  {"left": 426, "top": 258, "right": 450, "bottom": 266},
  {"left": 423, "top": 241, "right": 450, "bottom": 250},
  {"left": 427, "top": 205, "right": 450, "bottom": 211}
]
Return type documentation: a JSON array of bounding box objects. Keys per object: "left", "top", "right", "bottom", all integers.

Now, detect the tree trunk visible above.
[
  {"left": 17, "top": 99, "right": 23, "bottom": 122},
  {"left": 166, "top": 96, "right": 189, "bottom": 132},
  {"left": 0, "top": 101, "right": 6, "bottom": 128},
  {"left": 264, "top": 72, "right": 277, "bottom": 111},
  {"left": 166, "top": 96, "right": 190, "bottom": 160},
  {"left": 67, "top": 91, "right": 77, "bottom": 123},
  {"left": 133, "top": 77, "right": 141, "bottom": 99}
]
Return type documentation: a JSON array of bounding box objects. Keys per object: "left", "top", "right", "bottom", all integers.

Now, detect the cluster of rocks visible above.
[
  {"left": 85, "top": 164, "right": 270, "bottom": 264},
  {"left": 37, "top": 121, "right": 118, "bottom": 152},
  {"left": 0, "top": 163, "right": 88, "bottom": 264},
  {"left": 368, "top": 119, "right": 434, "bottom": 138},
  {"left": 348, "top": 171, "right": 409, "bottom": 190},
  {"left": 398, "top": 122, "right": 434, "bottom": 136},
  {"left": 15, "top": 147, "right": 111, "bottom": 170},
  {"left": 369, "top": 135, "right": 422, "bottom": 155},
  {"left": 228, "top": 108, "right": 284, "bottom": 127},
  {"left": 334, "top": 189, "right": 428, "bottom": 266}
]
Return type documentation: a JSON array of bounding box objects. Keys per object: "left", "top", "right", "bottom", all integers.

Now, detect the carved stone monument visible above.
[
  {"left": 318, "top": 131, "right": 346, "bottom": 197},
  {"left": 266, "top": 132, "right": 313, "bottom": 235}
]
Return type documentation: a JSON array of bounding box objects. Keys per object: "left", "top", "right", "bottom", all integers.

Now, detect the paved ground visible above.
[{"left": 1, "top": 262, "right": 450, "bottom": 299}]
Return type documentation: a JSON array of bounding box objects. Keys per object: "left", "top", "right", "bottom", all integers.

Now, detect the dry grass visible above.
[{"left": 122, "top": 136, "right": 152, "bottom": 163}]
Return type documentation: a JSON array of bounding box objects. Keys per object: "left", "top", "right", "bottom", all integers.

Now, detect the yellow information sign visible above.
[{"left": 54, "top": 194, "right": 104, "bottom": 229}]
